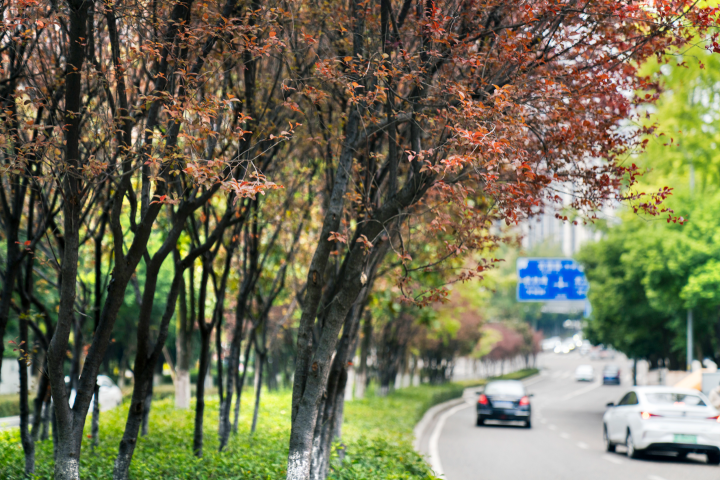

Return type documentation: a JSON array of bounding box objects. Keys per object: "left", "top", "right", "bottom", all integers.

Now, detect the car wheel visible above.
[
  {"left": 603, "top": 425, "right": 615, "bottom": 452},
  {"left": 476, "top": 416, "right": 484, "bottom": 427},
  {"left": 626, "top": 430, "right": 641, "bottom": 459},
  {"left": 707, "top": 452, "right": 720, "bottom": 465}
]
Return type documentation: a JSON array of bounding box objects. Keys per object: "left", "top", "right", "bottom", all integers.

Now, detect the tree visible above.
[
  {"left": 282, "top": 2, "right": 711, "bottom": 478},
  {"left": 0, "top": 1, "right": 716, "bottom": 479}
]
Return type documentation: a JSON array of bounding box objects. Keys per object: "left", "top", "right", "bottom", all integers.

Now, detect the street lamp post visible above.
[{"left": 687, "top": 309, "right": 693, "bottom": 371}]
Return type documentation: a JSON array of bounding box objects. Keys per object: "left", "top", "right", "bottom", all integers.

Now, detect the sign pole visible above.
[{"left": 687, "top": 309, "right": 693, "bottom": 371}]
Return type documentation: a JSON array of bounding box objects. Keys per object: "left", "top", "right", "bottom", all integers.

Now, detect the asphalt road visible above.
[{"left": 436, "top": 352, "right": 720, "bottom": 480}]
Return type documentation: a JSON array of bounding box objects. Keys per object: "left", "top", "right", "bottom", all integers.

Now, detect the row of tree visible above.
[
  {"left": 579, "top": 42, "right": 720, "bottom": 370},
  {"left": 0, "top": 1, "right": 715, "bottom": 479}
]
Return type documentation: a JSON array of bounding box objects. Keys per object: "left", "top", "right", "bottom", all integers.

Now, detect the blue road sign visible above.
[{"left": 516, "top": 258, "right": 589, "bottom": 302}]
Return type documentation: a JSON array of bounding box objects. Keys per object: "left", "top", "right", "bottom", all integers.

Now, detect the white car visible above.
[
  {"left": 575, "top": 365, "right": 594, "bottom": 382},
  {"left": 603, "top": 386, "right": 720, "bottom": 465},
  {"left": 68, "top": 375, "right": 123, "bottom": 412}
]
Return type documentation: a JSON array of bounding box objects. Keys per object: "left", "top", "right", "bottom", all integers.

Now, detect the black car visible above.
[
  {"left": 602, "top": 365, "right": 621, "bottom": 385},
  {"left": 476, "top": 380, "right": 532, "bottom": 428}
]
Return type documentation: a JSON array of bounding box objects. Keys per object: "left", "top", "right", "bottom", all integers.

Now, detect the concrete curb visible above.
[
  {"left": 413, "top": 397, "right": 467, "bottom": 451},
  {"left": 0, "top": 415, "right": 20, "bottom": 430}
]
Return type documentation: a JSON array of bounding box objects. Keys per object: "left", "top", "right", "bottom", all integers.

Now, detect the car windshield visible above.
[
  {"left": 484, "top": 381, "right": 525, "bottom": 396},
  {"left": 576, "top": 366, "right": 592, "bottom": 372},
  {"left": 645, "top": 392, "right": 706, "bottom": 407},
  {"left": 604, "top": 366, "right": 619, "bottom": 373}
]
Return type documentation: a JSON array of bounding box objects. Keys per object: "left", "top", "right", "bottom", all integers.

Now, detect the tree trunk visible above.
[
  {"left": 193, "top": 330, "right": 211, "bottom": 457},
  {"left": 19, "top": 315, "right": 35, "bottom": 475},
  {"left": 91, "top": 382, "right": 100, "bottom": 448},
  {"left": 251, "top": 347, "right": 265, "bottom": 434},
  {"left": 32, "top": 369, "right": 49, "bottom": 441},
  {"left": 113, "top": 369, "right": 152, "bottom": 480},
  {"left": 176, "top": 281, "right": 193, "bottom": 409},
  {"left": 40, "top": 396, "right": 51, "bottom": 442},
  {"left": 234, "top": 336, "right": 254, "bottom": 433},
  {"left": 354, "top": 312, "right": 371, "bottom": 399},
  {"left": 141, "top": 375, "right": 154, "bottom": 436}
]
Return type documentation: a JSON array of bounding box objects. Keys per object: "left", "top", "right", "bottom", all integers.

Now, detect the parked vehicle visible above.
[
  {"left": 476, "top": 380, "right": 532, "bottom": 428},
  {"left": 603, "top": 386, "right": 720, "bottom": 465}
]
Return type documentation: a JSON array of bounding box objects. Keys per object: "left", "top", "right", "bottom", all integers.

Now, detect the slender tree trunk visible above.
[
  {"left": 193, "top": 330, "right": 211, "bottom": 457},
  {"left": 141, "top": 375, "right": 154, "bottom": 436},
  {"left": 219, "top": 333, "right": 239, "bottom": 449},
  {"left": 91, "top": 382, "right": 100, "bottom": 448},
  {"left": 40, "top": 396, "right": 51, "bottom": 442},
  {"left": 113, "top": 367, "right": 153, "bottom": 480},
  {"left": 310, "top": 289, "right": 367, "bottom": 480},
  {"left": 19, "top": 315, "right": 35, "bottom": 475},
  {"left": 251, "top": 346, "right": 265, "bottom": 434},
  {"left": 51, "top": 400, "right": 57, "bottom": 461},
  {"left": 354, "top": 312, "right": 371, "bottom": 399},
  {"left": 234, "top": 336, "right": 254, "bottom": 433},
  {"left": 176, "top": 283, "right": 193, "bottom": 409},
  {"left": 31, "top": 362, "right": 49, "bottom": 441}
]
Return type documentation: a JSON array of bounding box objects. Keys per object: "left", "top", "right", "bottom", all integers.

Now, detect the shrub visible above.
[
  {"left": 0, "top": 369, "right": 537, "bottom": 479},
  {"left": 0, "top": 394, "right": 19, "bottom": 418}
]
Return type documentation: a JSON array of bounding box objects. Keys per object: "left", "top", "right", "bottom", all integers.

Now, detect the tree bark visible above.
[
  {"left": 31, "top": 361, "right": 49, "bottom": 442},
  {"left": 91, "top": 382, "right": 100, "bottom": 448},
  {"left": 19, "top": 314, "right": 35, "bottom": 475},
  {"left": 251, "top": 340, "right": 265, "bottom": 435},
  {"left": 175, "top": 279, "right": 193, "bottom": 409},
  {"left": 354, "top": 312, "right": 372, "bottom": 399},
  {"left": 193, "top": 329, "right": 212, "bottom": 456},
  {"left": 140, "top": 375, "right": 153, "bottom": 437}
]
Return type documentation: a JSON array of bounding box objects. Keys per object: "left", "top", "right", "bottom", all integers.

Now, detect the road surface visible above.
[{"left": 436, "top": 352, "right": 719, "bottom": 480}]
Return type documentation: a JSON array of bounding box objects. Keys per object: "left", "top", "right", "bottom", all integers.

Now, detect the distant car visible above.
[
  {"left": 68, "top": 375, "right": 123, "bottom": 412},
  {"left": 476, "top": 380, "right": 532, "bottom": 428},
  {"left": 541, "top": 337, "right": 561, "bottom": 352},
  {"left": 554, "top": 338, "right": 577, "bottom": 354},
  {"left": 579, "top": 341, "right": 592, "bottom": 356},
  {"left": 603, "top": 386, "right": 720, "bottom": 465},
  {"left": 602, "top": 365, "right": 621, "bottom": 385},
  {"left": 599, "top": 347, "right": 616, "bottom": 360},
  {"left": 575, "top": 365, "right": 594, "bottom": 382}
]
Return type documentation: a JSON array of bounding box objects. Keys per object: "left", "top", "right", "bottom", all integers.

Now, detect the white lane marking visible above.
[
  {"left": 577, "top": 442, "right": 588, "bottom": 449},
  {"left": 429, "top": 403, "right": 470, "bottom": 477},
  {"left": 603, "top": 455, "right": 624, "bottom": 465},
  {"left": 561, "top": 381, "right": 602, "bottom": 401},
  {"left": 560, "top": 432, "right": 571, "bottom": 439},
  {"left": 549, "top": 424, "right": 557, "bottom": 431},
  {"left": 648, "top": 476, "right": 667, "bottom": 480}
]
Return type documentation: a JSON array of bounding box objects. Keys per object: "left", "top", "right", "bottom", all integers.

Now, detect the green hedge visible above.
[
  {"left": 0, "top": 394, "right": 19, "bottom": 418},
  {"left": 0, "top": 368, "right": 538, "bottom": 479},
  {"left": 0, "top": 386, "right": 444, "bottom": 479}
]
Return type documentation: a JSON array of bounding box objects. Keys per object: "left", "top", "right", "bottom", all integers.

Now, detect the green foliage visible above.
[
  {"left": 578, "top": 41, "right": 720, "bottom": 367},
  {"left": 0, "top": 369, "right": 539, "bottom": 479},
  {"left": 0, "top": 394, "right": 18, "bottom": 418}
]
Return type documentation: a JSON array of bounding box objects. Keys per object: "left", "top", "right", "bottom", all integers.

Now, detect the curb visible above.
[
  {"left": 0, "top": 415, "right": 20, "bottom": 430},
  {"left": 413, "top": 397, "right": 467, "bottom": 452}
]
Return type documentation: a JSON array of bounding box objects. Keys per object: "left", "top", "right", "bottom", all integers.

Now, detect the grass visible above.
[{"left": 0, "top": 368, "right": 538, "bottom": 479}]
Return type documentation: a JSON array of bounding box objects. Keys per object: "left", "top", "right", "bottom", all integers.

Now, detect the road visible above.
[{"left": 435, "top": 352, "right": 719, "bottom": 480}]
